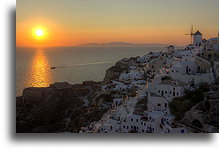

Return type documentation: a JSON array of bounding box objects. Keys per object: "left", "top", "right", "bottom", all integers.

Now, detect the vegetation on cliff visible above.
[{"left": 169, "top": 83, "right": 210, "bottom": 120}]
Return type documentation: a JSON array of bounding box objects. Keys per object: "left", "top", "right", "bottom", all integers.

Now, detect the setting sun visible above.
[
  {"left": 32, "top": 26, "right": 47, "bottom": 40},
  {"left": 35, "top": 29, "right": 44, "bottom": 36}
]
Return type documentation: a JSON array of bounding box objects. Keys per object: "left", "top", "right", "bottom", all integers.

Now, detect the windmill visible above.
[{"left": 185, "top": 25, "right": 194, "bottom": 45}]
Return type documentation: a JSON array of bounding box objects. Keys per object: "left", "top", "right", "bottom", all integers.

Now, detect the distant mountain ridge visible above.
[{"left": 78, "top": 42, "right": 169, "bottom": 47}]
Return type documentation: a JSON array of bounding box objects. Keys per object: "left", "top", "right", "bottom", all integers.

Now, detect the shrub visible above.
[
  {"left": 169, "top": 83, "right": 209, "bottom": 120},
  {"left": 161, "top": 76, "right": 171, "bottom": 81}
]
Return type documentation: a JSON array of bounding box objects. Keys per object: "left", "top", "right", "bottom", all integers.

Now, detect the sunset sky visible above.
[{"left": 16, "top": 0, "right": 219, "bottom": 47}]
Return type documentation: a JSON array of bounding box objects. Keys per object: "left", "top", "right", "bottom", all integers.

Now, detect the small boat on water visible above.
[{"left": 51, "top": 66, "right": 56, "bottom": 69}]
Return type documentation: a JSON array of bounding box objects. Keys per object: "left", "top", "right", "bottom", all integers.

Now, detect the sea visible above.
[{"left": 16, "top": 46, "right": 165, "bottom": 96}]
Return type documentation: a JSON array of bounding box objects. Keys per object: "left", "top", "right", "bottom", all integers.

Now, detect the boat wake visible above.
[{"left": 51, "top": 61, "right": 113, "bottom": 69}]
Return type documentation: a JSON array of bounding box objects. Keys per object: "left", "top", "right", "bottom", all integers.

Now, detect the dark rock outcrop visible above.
[
  {"left": 16, "top": 82, "right": 105, "bottom": 133},
  {"left": 182, "top": 99, "right": 219, "bottom": 133}
]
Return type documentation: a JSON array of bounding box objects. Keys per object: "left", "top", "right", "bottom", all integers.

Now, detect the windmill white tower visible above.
[{"left": 193, "top": 30, "right": 202, "bottom": 46}]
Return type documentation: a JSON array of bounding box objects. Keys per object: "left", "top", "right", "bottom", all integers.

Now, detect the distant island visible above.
[{"left": 78, "top": 42, "right": 171, "bottom": 47}]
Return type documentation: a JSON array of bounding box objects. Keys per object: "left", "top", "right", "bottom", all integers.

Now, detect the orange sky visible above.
[{"left": 16, "top": 0, "right": 219, "bottom": 47}]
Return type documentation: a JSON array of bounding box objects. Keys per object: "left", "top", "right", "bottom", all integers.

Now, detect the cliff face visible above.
[
  {"left": 182, "top": 99, "right": 219, "bottom": 133},
  {"left": 16, "top": 82, "right": 106, "bottom": 133},
  {"left": 169, "top": 85, "right": 219, "bottom": 133}
]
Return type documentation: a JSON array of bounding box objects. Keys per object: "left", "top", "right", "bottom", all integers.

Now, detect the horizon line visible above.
[{"left": 16, "top": 42, "right": 185, "bottom": 48}]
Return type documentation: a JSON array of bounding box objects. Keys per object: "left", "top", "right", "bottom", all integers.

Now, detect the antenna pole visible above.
[{"left": 191, "top": 24, "right": 193, "bottom": 45}]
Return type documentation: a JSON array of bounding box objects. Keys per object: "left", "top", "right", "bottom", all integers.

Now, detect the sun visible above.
[
  {"left": 35, "top": 29, "right": 44, "bottom": 36},
  {"left": 32, "top": 26, "right": 47, "bottom": 40}
]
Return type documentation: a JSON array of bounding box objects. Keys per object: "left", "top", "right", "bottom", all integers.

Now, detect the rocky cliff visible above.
[{"left": 16, "top": 81, "right": 107, "bottom": 133}]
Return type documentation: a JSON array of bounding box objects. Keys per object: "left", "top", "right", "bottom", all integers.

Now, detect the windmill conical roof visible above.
[{"left": 194, "top": 30, "right": 202, "bottom": 35}]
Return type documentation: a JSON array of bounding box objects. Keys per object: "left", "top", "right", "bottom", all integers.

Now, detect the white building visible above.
[
  {"left": 147, "top": 74, "right": 188, "bottom": 101},
  {"left": 111, "top": 105, "right": 129, "bottom": 121},
  {"left": 119, "top": 70, "right": 143, "bottom": 83},
  {"left": 149, "top": 56, "right": 166, "bottom": 75},
  {"left": 99, "top": 117, "right": 120, "bottom": 133},
  {"left": 137, "top": 55, "right": 150, "bottom": 63},
  {"left": 169, "top": 57, "right": 214, "bottom": 85},
  {"left": 162, "top": 123, "right": 186, "bottom": 133},
  {"left": 147, "top": 94, "right": 169, "bottom": 112},
  {"left": 166, "top": 45, "right": 175, "bottom": 54},
  {"left": 208, "top": 37, "right": 218, "bottom": 50},
  {"left": 145, "top": 111, "right": 164, "bottom": 133},
  {"left": 170, "top": 59, "right": 197, "bottom": 75},
  {"left": 113, "top": 98, "right": 123, "bottom": 107},
  {"left": 146, "top": 74, "right": 165, "bottom": 94},
  {"left": 121, "top": 113, "right": 142, "bottom": 133},
  {"left": 155, "top": 80, "right": 187, "bottom": 101}
]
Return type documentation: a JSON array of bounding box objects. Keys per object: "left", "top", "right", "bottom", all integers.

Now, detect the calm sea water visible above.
[{"left": 16, "top": 46, "right": 165, "bottom": 96}]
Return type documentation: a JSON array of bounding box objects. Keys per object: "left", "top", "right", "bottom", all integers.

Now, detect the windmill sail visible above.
[{"left": 185, "top": 25, "right": 194, "bottom": 45}]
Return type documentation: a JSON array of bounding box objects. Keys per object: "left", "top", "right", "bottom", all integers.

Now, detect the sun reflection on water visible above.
[{"left": 27, "top": 49, "right": 53, "bottom": 87}]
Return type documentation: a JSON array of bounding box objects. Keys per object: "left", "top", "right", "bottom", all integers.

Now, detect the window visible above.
[
  {"left": 165, "top": 91, "right": 167, "bottom": 94},
  {"left": 127, "top": 126, "right": 129, "bottom": 129},
  {"left": 177, "top": 92, "right": 179, "bottom": 95},
  {"left": 169, "top": 91, "right": 172, "bottom": 94},
  {"left": 157, "top": 103, "right": 161, "bottom": 106},
  {"left": 131, "top": 118, "right": 133, "bottom": 121},
  {"left": 123, "top": 126, "right": 125, "bottom": 129},
  {"left": 136, "top": 119, "right": 138, "bottom": 122},
  {"left": 173, "top": 88, "right": 175, "bottom": 90},
  {"left": 181, "top": 129, "right": 185, "bottom": 133},
  {"left": 173, "top": 92, "right": 175, "bottom": 96},
  {"left": 165, "top": 103, "right": 167, "bottom": 108}
]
